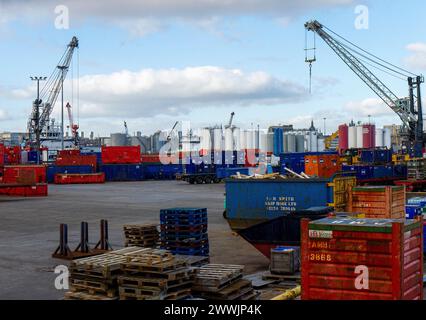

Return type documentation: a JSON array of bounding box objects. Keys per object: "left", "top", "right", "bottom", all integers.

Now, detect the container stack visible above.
[
  {"left": 118, "top": 249, "right": 194, "bottom": 300},
  {"left": 99, "top": 146, "right": 144, "bottom": 181},
  {"left": 160, "top": 208, "right": 209, "bottom": 256},
  {"left": 301, "top": 217, "right": 424, "bottom": 300},
  {"left": 0, "top": 165, "right": 48, "bottom": 197},
  {"left": 192, "top": 264, "right": 257, "bottom": 300},
  {"left": 123, "top": 224, "right": 159, "bottom": 248}
]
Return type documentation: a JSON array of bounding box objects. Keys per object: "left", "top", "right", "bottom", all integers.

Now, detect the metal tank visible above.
[
  {"left": 375, "top": 128, "right": 384, "bottom": 147},
  {"left": 258, "top": 130, "right": 268, "bottom": 153},
  {"left": 111, "top": 133, "right": 128, "bottom": 146},
  {"left": 383, "top": 127, "right": 392, "bottom": 149},
  {"left": 362, "top": 124, "right": 375, "bottom": 149},
  {"left": 338, "top": 124, "right": 348, "bottom": 152},
  {"left": 348, "top": 125, "right": 357, "bottom": 149},
  {"left": 296, "top": 134, "right": 305, "bottom": 153},
  {"left": 224, "top": 128, "right": 234, "bottom": 151},
  {"left": 240, "top": 130, "right": 247, "bottom": 150},
  {"left": 213, "top": 128, "right": 223, "bottom": 151},
  {"left": 310, "top": 131, "right": 318, "bottom": 152},
  {"left": 287, "top": 133, "right": 297, "bottom": 153},
  {"left": 233, "top": 127, "right": 241, "bottom": 151},
  {"left": 356, "top": 126, "right": 363, "bottom": 148}
]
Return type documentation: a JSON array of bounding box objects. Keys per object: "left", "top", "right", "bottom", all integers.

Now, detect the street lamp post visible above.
[
  {"left": 30, "top": 76, "right": 47, "bottom": 163},
  {"left": 323, "top": 117, "right": 326, "bottom": 135},
  {"left": 58, "top": 66, "right": 68, "bottom": 150}
]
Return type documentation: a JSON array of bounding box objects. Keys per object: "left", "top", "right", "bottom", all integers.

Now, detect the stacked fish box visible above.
[
  {"left": 407, "top": 159, "right": 426, "bottom": 180},
  {"left": 301, "top": 217, "right": 424, "bottom": 300},
  {"left": 123, "top": 224, "right": 159, "bottom": 248},
  {"left": 346, "top": 186, "right": 405, "bottom": 219},
  {"left": 160, "top": 208, "right": 209, "bottom": 256}
]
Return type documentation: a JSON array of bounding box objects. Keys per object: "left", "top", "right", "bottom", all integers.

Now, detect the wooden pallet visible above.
[
  {"left": 64, "top": 291, "right": 118, "bottom": 301},
  {"left": 193, "top": 264, "right": 244, "bottom": 291},
  {"left": 70, "top": 253, "right": 127, "bottom": 278},
  {"left": 70, "top": 284, "right": 117, "bottom": 298},
  {"left": 194, "top": 279, "right": 253, "bottom": 300}
]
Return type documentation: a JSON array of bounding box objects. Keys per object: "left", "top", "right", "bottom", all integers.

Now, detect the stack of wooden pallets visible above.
[
  {"left": 64, "top": 247, "right": 144, "bottom": 300},
  {"left": 118, "top": 248, "right": 194, "bottom": 300},
  {"left": 192, "top": 264, "right": 257, "bottom": 300},
  {"left": 160, "top": 208, "right": 209, "bottom": 256},
  {"left": 123, "top": 224, "right": 159, "bottom": 248}
]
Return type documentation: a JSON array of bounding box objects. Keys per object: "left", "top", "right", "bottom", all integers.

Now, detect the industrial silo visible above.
[
  {"left": 348, "top": 125, "right": 357, "bottom": 149},
  {"left": 111, "top": 133, "right": 128, "bottom": 146},
  {"left": 287, "top": 133, "right": 297, "bottom": 153},
  {"left": 224, "top": 128, "right": 234, "bottom": 151},
  {"left": 356, "top": 126, "right": 363, "bottom": 148},
  {"left": 375, "top": 128, "right": 384, "bottom": 147},
  {"left": 296, "top": 134, "right": 305, "bottom": 153},
  {"left": 233, "top": 127, "right": 241, "bottom": 151}
]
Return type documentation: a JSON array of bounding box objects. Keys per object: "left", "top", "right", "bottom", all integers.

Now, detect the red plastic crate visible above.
[
  {"left": 2, "top": 165, "right": 47, "bottom": 184},
  {"left": 0, "top": 184, "right": 48, "bottom": 197},
  {"left": 54, "top": 173, "right": 105, "bottom": 184},
  {"left": 101, "top": 146, "right": 141, "bottom": 164},
  {"left": 55, "top": 154, "right": 97, "bottom": 169},
  {"left": 301, "top": 217, "right": 423, "bottom": 300}
]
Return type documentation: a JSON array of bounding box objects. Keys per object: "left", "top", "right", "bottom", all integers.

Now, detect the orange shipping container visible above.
[
  {"left": 346, "top": 185, "right": 405, "bottom": 219},
  {"left": 301, "top": 217, "right": 423, "bottom": 300},
  {"left": 305, "top": 154, "right": 341, "bottom": 178}
]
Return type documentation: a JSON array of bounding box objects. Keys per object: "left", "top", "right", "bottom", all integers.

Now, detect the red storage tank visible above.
[
  {"left": 101, "top": 146, "right": 141, "bottom": 164},
  {"left": 301, "top": 217, "right": 423, "bottom": 300},
  {"left": 362, "top": 124, "right": 375, "bottom": 149},
  {"left": 338, "top": 124, "right": 348, "bottom": 154}
]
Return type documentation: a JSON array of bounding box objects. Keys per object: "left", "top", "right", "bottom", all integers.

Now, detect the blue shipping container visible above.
[
  {"left": 359, "top": 149, "right": 392, "bottom": 164},
  {"left": 47, "top": 165, "right": 94, "bottom": 183},
  {"left": 100, "top": 164, "right": 144, "bottom": 181},
  {"left": 405, "top": 205, "right": 422, "bottom": 219},
  {"left": 143, "top": 164, "right": 182, "bottom": 180},
  {"left": 225, "top": 178, "right": 334, "bottom": 230}
]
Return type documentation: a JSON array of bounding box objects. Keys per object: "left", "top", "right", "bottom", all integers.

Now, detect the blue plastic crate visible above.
[{"left": 405, "top": 205, "right": 423, "bottom": 219}]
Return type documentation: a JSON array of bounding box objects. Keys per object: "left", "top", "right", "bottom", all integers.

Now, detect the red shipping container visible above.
[
  {"left": 57, "top": 149, "right": 80, "bottom": 157},
  {"left": 141, "top": 154, "right": 161, "bottom": 163},
  {"left": 2, "top": 165, "right": 47, "bottom": 184},
  {"left": 0, "top": 143, "right": 4, "bottom": 166},
  {"left": 54, "top": 173, "right": 105, "bottom": 184},
  {"left": 101, "top": 146, "right": 141, "bottom": 164},
  {"left": 55, "top": 155, "right": 97, "bottom": 169},
  {"left": 301, "top": 217, "right": 423, "bottom": 300},
  {"left": 0, "top": 183, "right": 48, "bottom": 197}
]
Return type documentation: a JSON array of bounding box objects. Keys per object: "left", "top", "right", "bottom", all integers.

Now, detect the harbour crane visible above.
[
  {"left": 304, "top": 20, "right": 424, "bottom": 156},
  {"left": 225, "top": 112, "right": 235, "bottom": 129},
  {"left": 124, "top": 121, "right": 129, "bottom": 137},
  {"left": 28, "top": 36, "right": 79, "bottom": 148},
  {"left": 65, "top": 102, "right": 79, "bottom": 144}
]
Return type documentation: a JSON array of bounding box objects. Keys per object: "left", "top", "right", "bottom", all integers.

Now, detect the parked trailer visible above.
[{"left": 179, "top": 173, "right": 221, "bottom": 184}]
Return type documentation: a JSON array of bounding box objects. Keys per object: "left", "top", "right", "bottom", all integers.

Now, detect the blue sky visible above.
[{"left": 0, "top": 0, "right": 425, "bottom": 136}]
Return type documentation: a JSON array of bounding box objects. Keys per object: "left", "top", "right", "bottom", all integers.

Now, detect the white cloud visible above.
[
  {"left": 9, "top": 66, "right": 307, "bottom": 119},
  {"left": 0, "top": 0, "right": 354, "bottom": 36},
  {"left": 405, "top": 42, "right": 426, "bottom": 70},
  {"left": 344, "top": 98, "right": 394, "bottom": 117}
]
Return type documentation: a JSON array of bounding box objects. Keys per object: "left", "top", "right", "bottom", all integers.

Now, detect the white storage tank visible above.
[
  {"left": 296, "top": 134, "right": 305, "bottom": 152},
  {"left": 375, "top": 128, "right": 384, "bottom": 147},
  {"left": 348, "top": 126, "right": 357, "bottom": 149},
  {"left": 383, "top": 127, "right": 392, "bottom": 149},
  {"left": 283, "top": 134, "right": 289, "bottom": 153},
  {"left": 318, "top": 138, "right": 326, "bottom": 152},
  {"left": 246, "top": 130, "right": 255, "bottom": 149},
  {"left": 240, "top": 130, "right": 247, "bottom": 150},
  {"left": 305, "top": 133, "right": 311, "bottom": 152},
  {"left": 356, "top": 126, "right": 363, "bottom": 148},
  {"left": 266, "top": 132, "right": 274, "bottom": 154},
  {"left": 310, "top": 131, "right": 318, "bottom": 152},
  {"left": 287, "top": 133, "right": 296, "bottom": 153},
  {"left": 258, "top": 130, "right": 268, "bottom": 153},
  {"left": 199, "top": 128, "right": 211, "bottom": 151},
  {"left": 224, "top": 128, "right": 234, "bottom": 151},
  {"left": 232, "top": 128, "right": 240, "bottom": 151},
  {"left": 213, "top": 128, "right": 223, "bottom": 151}
]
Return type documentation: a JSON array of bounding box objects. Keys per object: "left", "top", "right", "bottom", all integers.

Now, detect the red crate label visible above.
[{"left": 309, "top": 230, "right": 333, "bottom": 239}]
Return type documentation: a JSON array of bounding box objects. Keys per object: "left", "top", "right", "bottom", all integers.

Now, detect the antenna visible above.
[{"left": 305, "top": 29, "right": 316, "bottom": 93}]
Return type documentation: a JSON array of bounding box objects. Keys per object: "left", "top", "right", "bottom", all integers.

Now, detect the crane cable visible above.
[{"left": 323, "top": 24, "right": 418, "bottom": 78}]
